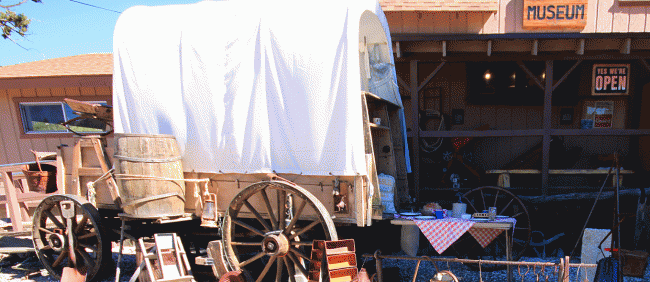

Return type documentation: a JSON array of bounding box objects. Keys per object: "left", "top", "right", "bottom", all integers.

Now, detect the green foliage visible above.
[
  {"left": 31, "top": 121, "right": 103, "bottom": 133},
  {"left": 0, "top": 0, "right": 42, "bottom": 39}
]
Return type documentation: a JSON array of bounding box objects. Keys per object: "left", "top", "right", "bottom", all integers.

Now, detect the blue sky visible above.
[{"left": 1, "top": 0, "right": 202, "bottom": 66}]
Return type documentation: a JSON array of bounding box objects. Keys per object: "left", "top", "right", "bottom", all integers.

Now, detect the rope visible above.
[
  {"left": 113, "top": 155, "right": 182, "bottom": 163},
  {"left": 114, "top": 173, "right": 209, "bottom": 183}
]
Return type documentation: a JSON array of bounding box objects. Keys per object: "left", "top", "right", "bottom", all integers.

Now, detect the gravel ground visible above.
[
  {"left": 0, "top": 249, "right": 648, "bottom": 281},
  {"left": 0, "top": 246, "right": 139, "bottom": 282},
  {"left": 374, "top": 250, "right": 650, "bottom": 282}
]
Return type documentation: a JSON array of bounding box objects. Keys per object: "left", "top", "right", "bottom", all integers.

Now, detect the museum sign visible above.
[{"left": 523, "top": 0, "right": 587, "bottom": 30}]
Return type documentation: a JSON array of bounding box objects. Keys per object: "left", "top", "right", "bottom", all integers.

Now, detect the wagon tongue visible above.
[{"left": 61, "top": 201, "right": 87, "bottom": 282}]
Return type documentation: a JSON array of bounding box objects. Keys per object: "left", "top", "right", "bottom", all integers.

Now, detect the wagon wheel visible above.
[
  {"left": 32, "top": 195, "right": 112, "bottom": 281},
  {"left": 222, "top": 180, "right": 338, "bottom": 282},
  {"left": 453, "top": 186, "right": 531, "bottom": 271}
]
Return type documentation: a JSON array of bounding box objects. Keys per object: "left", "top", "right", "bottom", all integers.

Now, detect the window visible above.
[{"left": 19, "top": 101, "right": 108, "bottom": 134}]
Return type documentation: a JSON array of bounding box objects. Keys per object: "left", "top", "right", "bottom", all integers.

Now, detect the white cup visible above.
[{"left": 452, "top": 203, "right": 467, "bottom": 218}]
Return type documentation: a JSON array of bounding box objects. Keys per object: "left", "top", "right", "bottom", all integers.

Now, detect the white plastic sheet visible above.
[{"left": 113, "top": 0, "right": 406, "bottom": 176}]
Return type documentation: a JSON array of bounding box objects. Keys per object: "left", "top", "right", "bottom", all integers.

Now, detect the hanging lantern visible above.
[{"left": 201, "top": 193, "right": 218, "bottom": 228}]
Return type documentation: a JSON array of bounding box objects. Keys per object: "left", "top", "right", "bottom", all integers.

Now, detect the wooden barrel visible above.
[{"left": 114, "top": 134, "right": 185, "bottom": 218}]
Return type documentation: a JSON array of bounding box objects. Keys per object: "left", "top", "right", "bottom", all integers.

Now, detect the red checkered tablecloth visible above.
[{"left": 413, "top": 218, "right": 516, "bottom": 254}]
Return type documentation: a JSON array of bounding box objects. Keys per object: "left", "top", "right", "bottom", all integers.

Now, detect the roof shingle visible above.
[{"left": 0, "top": 53, "right": 112, "bottom": 79}]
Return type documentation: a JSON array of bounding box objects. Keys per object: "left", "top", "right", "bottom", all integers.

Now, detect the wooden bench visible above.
[
  {"left": 486, "top": 169, "right": 635, "bottom": 188},
  {"left": 0, "top": 151, "right": 64, "bottom": 232}
]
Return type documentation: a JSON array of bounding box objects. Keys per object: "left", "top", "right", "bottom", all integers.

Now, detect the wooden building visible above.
[
  {"left": 379, "top": 0, "right": 650, "bottom": 202},
  {"left": 0, "top": 0, "right": 649, "bottom": 206},
  {"left": 0, "top": 53, "right": 114, "bottom": 199}
]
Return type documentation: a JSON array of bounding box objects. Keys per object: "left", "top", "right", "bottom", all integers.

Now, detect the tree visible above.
[{"left": 1, "top": 0, "right": 42, "bottom": 40}]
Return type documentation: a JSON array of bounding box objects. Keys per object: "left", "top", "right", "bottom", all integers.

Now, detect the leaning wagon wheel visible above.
[
  {"left": 454, "top": 186, "right": 531, "bottom": 271},
  {"left": 32, "top": 194, "right": 112, "bottom": 281},
  {"left": 222, "top": 180, "right": 338, "bottom": 282}
]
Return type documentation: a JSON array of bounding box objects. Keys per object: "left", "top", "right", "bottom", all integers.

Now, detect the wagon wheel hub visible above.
[
  {"left": 262, "top": 231, "right": 289, "bottom": 256},
  {"left": 47, "top": 233, "right": 66, "bottom": 252}
]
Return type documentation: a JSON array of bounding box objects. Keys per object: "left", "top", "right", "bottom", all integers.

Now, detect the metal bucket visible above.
[
  {"left": 21, "top": 163, "right": 57, "bottom": 193},
  {"left": 114, "top": 134, "right": 185, "bottom": 218}
]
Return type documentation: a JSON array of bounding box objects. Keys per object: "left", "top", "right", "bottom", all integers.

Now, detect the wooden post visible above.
[
  {"left": 410, "top": 61, "right": 420, "bottom": 202},
  {"left": 542, "top": 60, "right": 553, "bottom": 196},
  {"left": 1, "top": 171, "right": 22, "bottom": 232}
]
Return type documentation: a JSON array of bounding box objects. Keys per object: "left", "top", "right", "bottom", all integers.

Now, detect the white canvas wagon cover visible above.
[{"left": 113, "top": 0, "right": 404, "bottom": 176}]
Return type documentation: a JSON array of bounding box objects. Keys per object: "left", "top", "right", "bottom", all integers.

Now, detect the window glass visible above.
[
  {"left": 20, "top": 103, "right": 67, "bottom": 133},
  {"left": 20, "top": 101, "right": 108, "bottom": 134}
]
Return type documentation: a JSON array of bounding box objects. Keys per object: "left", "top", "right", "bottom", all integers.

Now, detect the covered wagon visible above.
[{"left": 29, "top": 1, "right": 411, "bottom": 281}]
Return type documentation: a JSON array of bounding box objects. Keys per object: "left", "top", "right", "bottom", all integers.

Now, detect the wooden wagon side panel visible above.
[{"left": 183, "top": 174, "right": 363, "bottom": 225}]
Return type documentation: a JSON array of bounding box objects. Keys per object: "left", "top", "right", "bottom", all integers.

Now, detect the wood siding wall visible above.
[
  {"left": 385, "top": 0, "right": 650, "bottom": 34},
  {"left": 0, "top": 75, "right": 113, "bottom": 167}
]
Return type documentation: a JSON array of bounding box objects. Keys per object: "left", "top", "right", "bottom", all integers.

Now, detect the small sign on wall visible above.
[
  {"left": 522, "top": 0, "right": 588, "bottom": 30},
  {"left": 592, "top": 64, "right": 630, "bottom": 96}
]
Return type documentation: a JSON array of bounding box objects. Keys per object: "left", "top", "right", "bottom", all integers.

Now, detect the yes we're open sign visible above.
[{"left": 592, "top": 64, "right": 630, "bottom": 96}]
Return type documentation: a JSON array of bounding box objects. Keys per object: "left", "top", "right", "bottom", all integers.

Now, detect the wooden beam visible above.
[
  {"left": 419, "top": 129, "right": 544, "bottom": 138},
  {"left": 397, "top": 75, "right": 409, "bottom": 93},
  {"left": 621, "top": 38, "right": 631, "bottom": 55},
  {"left": 417, "top": 62, "right": 446, "bottom": 93},
  {"left": 412, "top": 128, "right": 650, "bottom": 138},
  {"left": 641, "top": 59, "right": 650, "bottom": 72},
  {"left": 396, "top": 41, "right": 402, "bottom": 58},
  {"left": 577, "top": 39, "right": 585, "bottom": 55},
  {"left": 442, "top": 41, "right": 447, "bottom": 57},
  {"left": 552, "top": 60, "right": 582, "bottom": 92},
  {"left": 393, "top": 51, "right": 650, "bottom": 63},
  {"left": 541, "top": 60, "right": 553, "bottom": 196},
  {"left": 487, "top": 40, "right": 492, "bottom": 57},
  {"left": 517, "top": 61, "right": 545, "bottom": 90},
  {"left": 532, "top": 40, "right": 538, "bottom": 56},
  {"left": 410, "top": 61, "right": 420, "bottom": 201}
]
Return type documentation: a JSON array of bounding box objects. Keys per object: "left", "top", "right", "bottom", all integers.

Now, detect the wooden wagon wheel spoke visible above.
[
  {"left": 460, "top": 186, "right": 532, "bottom": 272},
  {"left": 75, "top": 214, "right": 89, "bottom": 234},
  {"left": 288, "top": 221, "right": 321, "bottom": 240},
  {"left": 38, "top": 227, "right": 57, "bottom": 235},
  {"left": 286, "top": 252, "right": 308, "bottom": 278},
  {"left": 499, "top": 199, "right": 515, "bottom": 215},
  {"left": 232, "top": 219, "right": 265, "bottom": 237},
  {"left": 77, "top": 232, "right": 98, "bottom": 240},
  {"left": 260, "top": 188, "right": 278, "bottom": 230},
  {"left": 284, "top": 199, "right": 307, "bottom": 235},
  {"left": 284, "top": 257, "right": 297, "bottom": 282},
  {"left": 511, "top": 212, "right": 525, "bottom": 218},
  {"left": 50, "top": 250, "right": 67, "bottom": 268},
  {"left": 244, "top": 199, "right": 273, "bottom": 232},
  {"left": 479, "top": 190, "right": 487, "bottom": 210},
  {"left": 77, "top": 248, "right": 95, "bottom": 269},
  {"left": 289, "top": 247, "right": 310, "bottom": 261},
  {"left": 43, "top": 210, "right": 65, "bottom": 230},
  {"left": 223, "top": 180, "right": 337, "bottom": 282},
  {"left": 275, "top": 257, "right": 284, "bottom": 282},
  {"left": 256, "top": 255, "right": 277, "bottom": 282},
  {"left": 77, "top": 243, "right": 97, "bottom": 252},
  {"left": 231, "top": 242, "right": 263, "bottom": 246},
  {"left": 239, "top": 252, "right": 267, "bottom": 268},
  {"left": 32, "top": 195, "right": 111, "bottom": 282},
  {"left": 278, "top": 190, "right": 287, "bottom": 228},
  {"left": 291, "top": 241, "right": 313, "bottom": 247}
]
